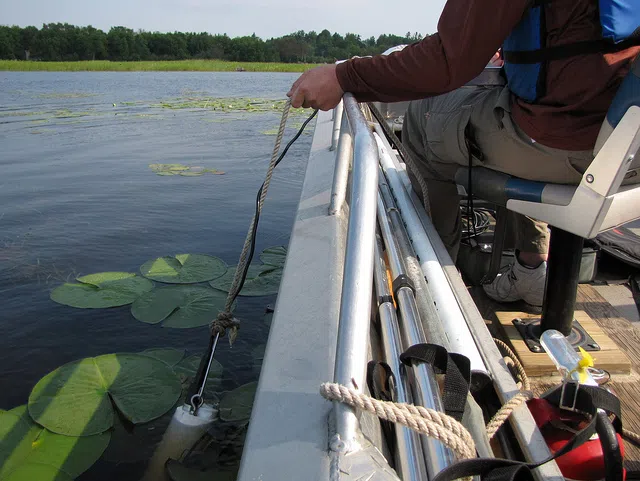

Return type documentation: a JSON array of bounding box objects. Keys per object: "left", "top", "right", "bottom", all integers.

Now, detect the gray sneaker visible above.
[{"left": 482, "top": 258, "right": 547, "bottom": 307}]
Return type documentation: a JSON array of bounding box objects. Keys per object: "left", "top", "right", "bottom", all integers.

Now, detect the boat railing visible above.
[
  {"left": 329, "top": 95, "right": 457, "bottom": 479},
  {"left": 330, "top": 93, "right": 379, "bottom": 452},
  {"left": 328, "top": 94, "right": 565, "bottom": 481}
]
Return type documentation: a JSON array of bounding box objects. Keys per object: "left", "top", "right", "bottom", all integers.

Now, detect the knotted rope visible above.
[
  {"left": 209, "top": 99, "right": 291, "bottom": 339},
  {"left": 485, "top": 338, "right": 533, "bottom": 439},
  {"left": 320, "top": 382, "right": 477, "bottom": 460}
]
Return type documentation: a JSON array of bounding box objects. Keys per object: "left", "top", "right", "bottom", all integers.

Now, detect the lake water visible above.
[{"left": 0, "top": 71, "right": 313, "bottom": 480}]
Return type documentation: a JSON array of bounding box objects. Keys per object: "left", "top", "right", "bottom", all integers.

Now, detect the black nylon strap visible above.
[
  {"left": 400, "top": 343, "right": 471, "bottom": 422},
  {"left": 434, "top": 459, "right": 535, "bottom": 481},
  {"left": 366, "top": 361, "right": 397, "bottom": 403},
  {"left": 433, "top": 383, "right": 623, "bottom": 481},
  {"left": 504, "top": 36, "right": 640, "bottom": 64}
]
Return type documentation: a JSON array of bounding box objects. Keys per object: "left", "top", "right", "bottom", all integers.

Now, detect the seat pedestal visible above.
[
  {"left": 540, "top": 227, "right": 584, "bottom": 336},
  {"left": 494, "top": 227, "right": 631, "bottom": 376}
]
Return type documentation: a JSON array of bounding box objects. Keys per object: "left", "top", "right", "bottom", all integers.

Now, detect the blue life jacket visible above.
[{"left": 503, "top": 0, "right": 640, "bottom": 102}]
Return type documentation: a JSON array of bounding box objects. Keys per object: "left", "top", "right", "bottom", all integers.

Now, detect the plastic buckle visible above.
[{"left": 559, "top": 380, "right": 580, "bottom": 411}]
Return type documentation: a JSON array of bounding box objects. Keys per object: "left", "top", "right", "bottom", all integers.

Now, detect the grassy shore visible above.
[{"left": 0, "top": 59, "right": 320, "bottom": 72}]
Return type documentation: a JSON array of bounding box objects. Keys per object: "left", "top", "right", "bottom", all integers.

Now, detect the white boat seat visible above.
[{"left": 456, "top": 56, "right": 640, "bottom": 239}]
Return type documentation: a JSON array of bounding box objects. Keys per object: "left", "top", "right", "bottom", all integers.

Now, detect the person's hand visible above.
[
  {"left": 287, "top": 64, "right": 344, "bottom": 110},
  {"left": 489, "top": 50, "right": 504, "bottom": 67}
]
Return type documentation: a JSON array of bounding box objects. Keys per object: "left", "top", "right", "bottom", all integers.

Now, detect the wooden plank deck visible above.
[{"left": 470, "top": 283, "right": 640, "bottom": 468}]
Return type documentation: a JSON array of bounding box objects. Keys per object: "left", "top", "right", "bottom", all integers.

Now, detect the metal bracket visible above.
[{"left": 512, "top": 317, "right": 601, "bottom": 353}]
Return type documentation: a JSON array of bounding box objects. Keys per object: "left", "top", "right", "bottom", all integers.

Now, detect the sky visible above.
[{"left": 0, "top": 0, "right": 447, "bottom": 39}]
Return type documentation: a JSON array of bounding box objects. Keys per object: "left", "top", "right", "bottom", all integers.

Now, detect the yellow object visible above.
[{"left": 568, "top": 347, "right": 595, "bottom": 383}]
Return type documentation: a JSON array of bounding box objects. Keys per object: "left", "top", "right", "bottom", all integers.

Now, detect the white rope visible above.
[
  {"left": 320, "top": 382, "right": 476, "bottom": 460},
  {"left": 485, "top": 339, "right": 533, "bottom": 439},
  {"left": 210, "top": 99, "right": 291, "bottom": 337}
]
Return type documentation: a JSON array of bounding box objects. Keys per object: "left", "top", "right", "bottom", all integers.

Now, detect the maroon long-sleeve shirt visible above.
[{"left": 335, "top": 0, "right": 639, "bottom": 151}]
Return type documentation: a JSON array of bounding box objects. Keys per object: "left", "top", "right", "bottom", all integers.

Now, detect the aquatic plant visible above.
[
  {"left": 209, "top": 246, "right": 286, "bottom": 297},
  {"left": 218, "top": 382, "right": 258, "bottom": 423},
  {"left": 131, "top": 285, "right": 232, "bottom": 329},
  {"left": 0, "top": 406, "right": 110, "bottom": 481},
  {"left": 50, "top": 272, "right": 153, "bottom": 308},
  {"left": 259, "top": 246, "right": 286, "bottom": 268},
  {"left": 148, "top": 164, "right": 224, "bottom": 177},
  {"left": 209, "top": 264, "right": 282, "bottom": 297},
  {"left": 28, "top": 353, "right": 183, "bottom": 437},
  {"left": 140, "top": 254, "right": 227, "bottom": 284}
]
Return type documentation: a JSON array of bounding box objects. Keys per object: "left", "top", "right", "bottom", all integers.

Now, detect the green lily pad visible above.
[
  {"left": 0, "top": 406, "right": 110, "bottom": 480},
  {"left": 209, "top": 264, "right": 282, "bottom": 297},
  {"left": 28, "top": 354, "right": 182, "bottom": 437},
  {"left": 219, "top": 382, "right": 258, "bottom": 423},
  {"left": 149, "top": 163, "right": 189, "bottom": 174},
  {"left": 173, "top": 354, "right": 223, "bottom": 398},
  {"left": 131, "top": 286, "right": 231, "bottom": 328},
  {"left": 141, "top": 348, "right": 186, "bottom": 367},
  {"left": 140, "top": 254, "right": 227, "bottom": 284},
  {"left": 149, "top": 164, "right": 225, "bottom": 177},
  {"left": 2, "top": 464, "right": 73, "bottom": 481},
  {"left": 50, "top": 272, "right": 153, "bottom": 308},
  {"left": 259, "top": 246, "right": 287, "bottom": 268}
]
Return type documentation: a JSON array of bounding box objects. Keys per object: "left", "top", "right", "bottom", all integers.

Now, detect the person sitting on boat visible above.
[{"left": 287, "top": 0, "right": 640, "bottom": 307}]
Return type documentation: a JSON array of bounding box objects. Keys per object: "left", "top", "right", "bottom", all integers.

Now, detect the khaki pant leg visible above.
[{"left": 403, "top": 86, "right": 596, "bottom": 259}]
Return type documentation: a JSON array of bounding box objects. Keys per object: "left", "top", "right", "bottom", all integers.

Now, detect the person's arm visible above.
[{"left": 335, "top": 0, "right": 528, "bottom": 102}]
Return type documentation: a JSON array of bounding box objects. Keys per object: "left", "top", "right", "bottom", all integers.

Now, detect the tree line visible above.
[{"left": 0, "top": 24, "right": 424, "bottom": 63}]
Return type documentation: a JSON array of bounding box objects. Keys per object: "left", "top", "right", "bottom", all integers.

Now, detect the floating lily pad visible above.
[
  {"left": 209, "top": 264, "right": 282, "bottom": 297},
  {"left": 141, "top": 348, "right": 186, "bottom": 367},
  {"left": 0, "top": 405, "right": 110, "bottom": 480},
  {"left": 28, "top": 354, "right": 182, "bottom": 436},
  {"left": 50, "top": 272, "right": 154, "bottom": 308},
  {"left": 149, "top": 164, "right": 225, "bottom": 177},
  {"left": 219, "top": 382, "right": 258, "bottom": 423},
  {"left": 1, "top": 464, "right": 73, "bottom": 481},
  {"left": 173, "top": 355, "right": 223, "bottom": 396},
  {"left": 259, "top": 246, "right": 287, "bottom": 268},
  {"left": 132, "top": 286, "right": 231, "bottom": 328},
  {"left": 140, "top": 254, "right": 227, "bottom": 284}
]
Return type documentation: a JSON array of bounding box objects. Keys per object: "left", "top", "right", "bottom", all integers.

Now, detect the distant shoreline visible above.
[{"left": 0, "top": 60, "right": 320, "bottom": 73}]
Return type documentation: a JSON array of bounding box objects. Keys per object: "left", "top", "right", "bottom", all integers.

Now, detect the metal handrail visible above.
[
  {"left": 331, "top": 93, "right": 380, "bottom": 452},
  {"left": 329, "top": 101, "right": 352, "bottom": 215}
]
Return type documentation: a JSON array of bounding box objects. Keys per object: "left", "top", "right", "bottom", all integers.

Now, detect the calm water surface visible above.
[{"left": 0, "top": 71, "right": 313, "bottom": 480}]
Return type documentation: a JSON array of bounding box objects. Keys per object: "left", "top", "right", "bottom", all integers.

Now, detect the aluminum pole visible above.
[
  {"left": 329, "top": 110, "right": 353, "bottom": 215},
  {"left": 376, "top": 193, "right": 456, "bottom": 476},
  {"left": 373, "top": 236, "right": 429, "bottom": 481},
  {"left": 332, "top": 94, "right": 379, "bottom": 452},
  {"left": 374, "top": 132, "right": 487, "bottom": 376},
  {"left": 330, "top": 100, "right": 343, "bottom": 151}
]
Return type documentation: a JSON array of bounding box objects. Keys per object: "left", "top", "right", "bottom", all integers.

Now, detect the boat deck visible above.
[{"left": 470, "top": 281, "right": 640, "bottom": 469}]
